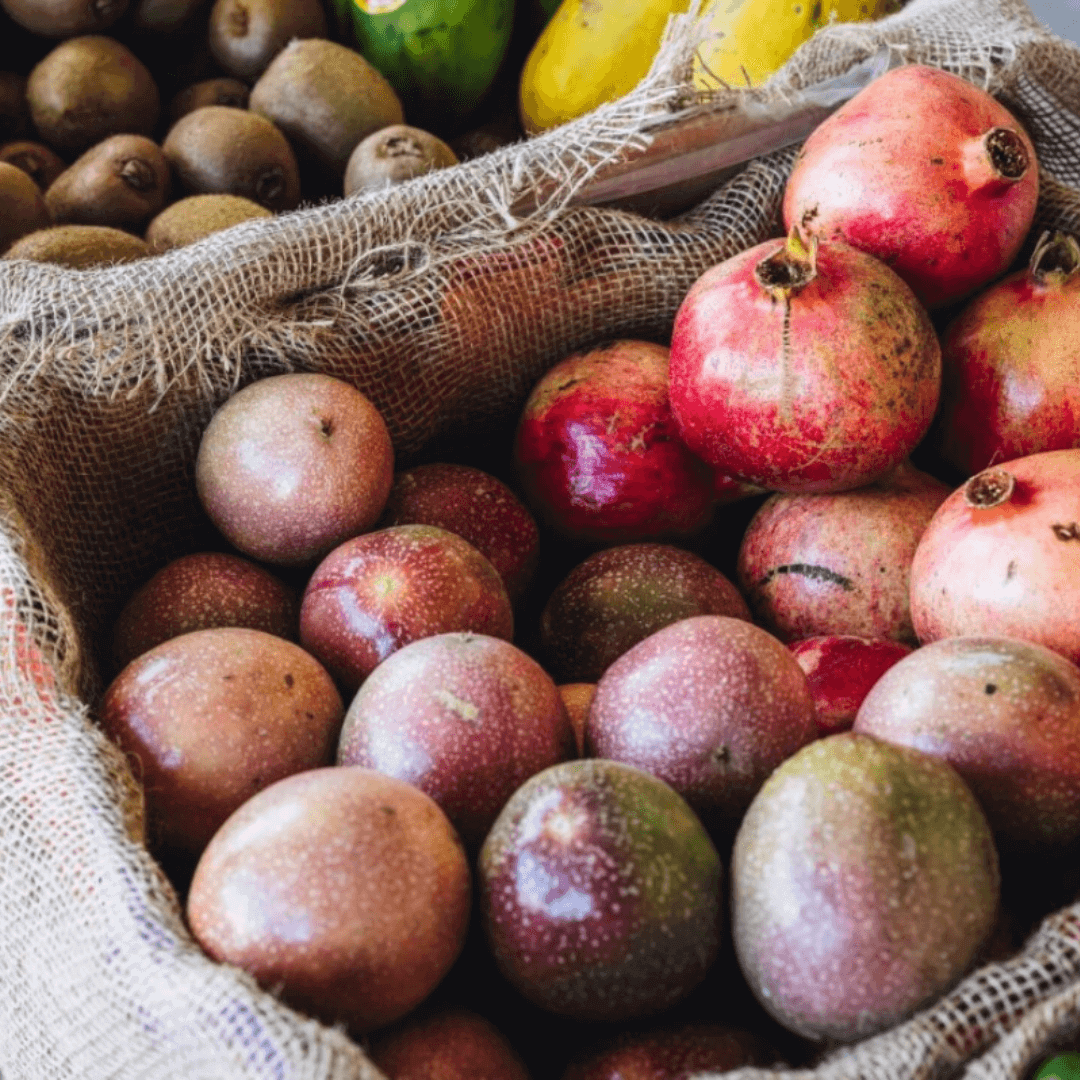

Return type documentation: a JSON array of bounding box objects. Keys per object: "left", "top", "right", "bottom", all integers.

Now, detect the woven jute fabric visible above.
[{"left": 2, "top": 0, "right": 1080, "bottom": 1075}]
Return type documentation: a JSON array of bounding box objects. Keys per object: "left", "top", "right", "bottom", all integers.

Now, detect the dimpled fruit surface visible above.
[{"left": 478, "top": 758, "right": 722, "bottom": 1022}]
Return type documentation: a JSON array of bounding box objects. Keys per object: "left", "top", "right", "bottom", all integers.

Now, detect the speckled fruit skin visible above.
[
  {"left": 586, "top": 615, "right": 817, "bottom": 832},
  {"left": 909, "top": 450, "right": 1080, "bottom": 664},
  {"left": 336, "top": 631, "right": 575, "bottom": 851},
  {"left": 100, "top": 626, "right": 343, "bottom": 856},
  {"left": 195, "top": 372, "right": 394, "bottom": 566},
  {"left": 380, "top": 463, "right": 540, "bottom": 604},
  {"left": 479, "top": 758, "right": 722, "bottom": 1022},
  {"left": 782, "top": 64, "right": 1039, "bottom": 310},
  {"left": 368, "top": 1007, "right": 530, "bottom": 1080},
  {"left": 737, "top": 460, "right": 950, "bottom": 644},
  {"left": 668, "top": 236, "right": 941, "bottom": 493},
  {"left": 789, "top": 635, "right": 914, "bottom": 736},
  {"left": 299, "top": 523, "right": 514, "bottom": 691},
  {"left": 110, "top": 551, "right": 299, "bottom": 671},
  {"left": 561, "top": 1022, "right": 765, "bottom": 1080},
  {"left": 732, "top": 731, "right": 1000, "bottom": 1043},
  {"left": 853, "top": 636, "right": 1080, "bottom": 848},
  {"left": 186, "top": 766, "right": 471, "bottom": 1034},
  {"left": 932, "top": 233, "right": 1080, "bottom": 477},
  {"left": 540, "top": 542, "right": 751, "bottom": 684},
  {"left": 514, "top": 339, "right": 715, "bottom": 543}
]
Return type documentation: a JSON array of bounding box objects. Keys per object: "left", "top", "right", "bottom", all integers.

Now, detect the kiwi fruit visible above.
[
  {"left": 0, "top": 72, "right": 30, "bottom": 144},
  {"left": 249, "top": 38, "right": 404, "bottom": 184},
  {"left": 209, "top": 0, "right": 327, "bottom": 83},
  {"left": 27, "top": 36, "right": 160, "bottom": 157},
  {"left": 46, "top": 134, "right": 170, "bottom": 231},
  {"left": 145, "top": 192, "right": 271, "bottom": 251},
  {"left": 6, "top": 223, "right": 149, "bottom": 266},
  {"left": 169, "top": 77, "right": 250, "bottom": 124},
  {"left": 1, "top": 0, "right": 128, "bottom": 37},
  {"left": 0, "top": 139, "right": 65, "bottom": 190},
  {"left": 163, "top": 104, "right": 300, "bottom": 211},
  {"left": 344, "top": 124, "right": 457, "bottom": 196},
  {"left": 0, "top": 158, "right": 52, "bottom": 253}
]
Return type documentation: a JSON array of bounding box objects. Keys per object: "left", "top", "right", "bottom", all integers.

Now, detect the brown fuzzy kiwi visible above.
[
  {"left": 46, "top": 134, "right": 170, "bottom": 231},
  {"left": 249, "top": 38, "right": 403, "bottom": 184},
  {"left": 163, "top": 104, "right": 300, "bottom": 211},
  {"left": 5, "top": 223, "right": 149, "bottom": 266},
  {"left": 208, "top": 0, "right": 326, "bottom": 83},
  {"left": 0, "top": 139, "right": 65, "bottom": 190},
  {"left": 0, "top": 72, "right": 30, "bottom": 144},
  {"left": 169, "top": 77, "right": 250, "bottom": 124},
  {"left": 0, "top": 159, "right": 52, "bottom": 253},
  {"left": 344, "top": 124, "right": 457, "bottom": 196},
  {"left": 27, "top": 36, "right": 160, "bottom": 157},
  {"left": 145, "top": 192, "right": 271, "bottom": 251},
  {"left": 1, "top": 0, "right": 128, "bottom": 37}
]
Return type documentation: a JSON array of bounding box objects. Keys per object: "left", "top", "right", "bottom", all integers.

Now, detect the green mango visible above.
[{"left": 331, "top": 0, "right": 514, "bottom": 128}]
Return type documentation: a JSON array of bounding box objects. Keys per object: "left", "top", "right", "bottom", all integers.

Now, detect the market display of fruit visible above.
[{"left": 6, "top": 0, "right": 1080, "bottom": 1075}]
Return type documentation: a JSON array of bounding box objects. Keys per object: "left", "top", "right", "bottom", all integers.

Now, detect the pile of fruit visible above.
[
  {"left": 57, "top": 36, "right": 1080, "bottom": 1079},
  {"left": 0, "top": 0, "right": 900, "bottom": 264}
]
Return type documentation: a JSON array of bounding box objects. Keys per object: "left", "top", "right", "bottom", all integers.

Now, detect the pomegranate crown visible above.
[
  {"left": 754, "top": 226, "right": 819, "bottom": 300},
  {"left": 1028, "top": 230, "right": 1080, "bottom": 286}
]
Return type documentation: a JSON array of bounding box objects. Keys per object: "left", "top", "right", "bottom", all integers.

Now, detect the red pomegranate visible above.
[
  {"left": 668, "top": 230, "right": 941, "bottom": 494},
  {"left": 790, "top": 635, "right": 914, "bottom": 737},
  {"left": 514, "top": 339, "right": 714, "bottom": 543},
  {"left": 910, "top": 450, "right": 1080, "bottom": 663},
  {"left": 783, "top": 64, "right": 1039, "bottom": 310},
  {"left": 934, "top": 232, "right": 1080, "bottom": 477},
  {"left": 736, "top": 460, "right": 951, "bottom": 644}
]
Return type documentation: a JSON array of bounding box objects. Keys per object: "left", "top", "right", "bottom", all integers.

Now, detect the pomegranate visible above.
[
  {"left": 736, "top": 460, "right": 951, "bottom": 644},
  {"left": 514, "top": 339, "right": 715, "bottom": 543},
  {"left": 783, "top": 64, "right": 1039, "bottom": 310},
  {"left": 667, "top": 230, "right": 940, "bottom": 494},
  {"left": 909, "top": 450, "right": 1080, "bottom": 663},
  {"left": 933, "top": 232, "right": 1080, "bottom": 477},
  {"left": 790, "top": 635, "right": 913, "bottom": 736}
]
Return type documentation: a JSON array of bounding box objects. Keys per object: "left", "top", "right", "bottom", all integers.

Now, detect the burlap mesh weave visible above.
[{"left": 3, "top": 0, "right": 1080, "bottom": 1074}]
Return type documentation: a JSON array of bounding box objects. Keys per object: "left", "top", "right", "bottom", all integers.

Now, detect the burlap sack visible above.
[{"left": 3, "top": 0, "right": 1080, "bottom": 1075}]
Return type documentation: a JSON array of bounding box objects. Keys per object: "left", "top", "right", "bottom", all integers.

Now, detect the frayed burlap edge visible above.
[{"left": 4, "top": 0, "right": 1080, "bottom": 1077}]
